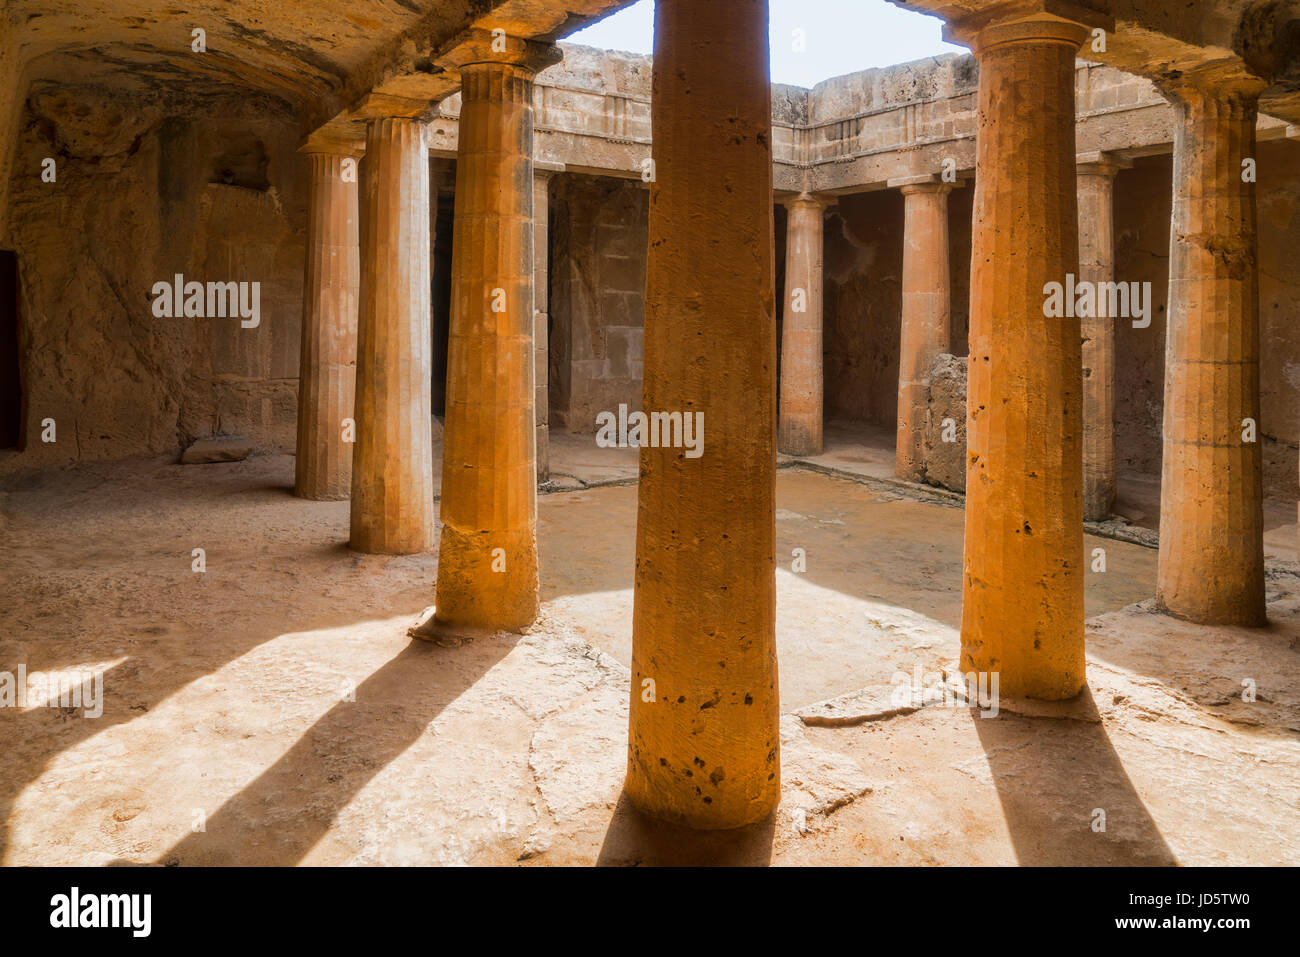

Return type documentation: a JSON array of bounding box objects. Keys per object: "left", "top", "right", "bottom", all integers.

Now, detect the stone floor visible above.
[{"left": 0, "top": 449, "right": 1297, "bottom": 865}]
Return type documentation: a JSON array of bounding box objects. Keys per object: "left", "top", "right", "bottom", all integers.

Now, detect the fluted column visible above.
[
  {"left": 296, "top": 146, "right": 361, "bottom": 501},
  {"left": 1076, "top": 153, "right": 1123, "bottom": 521},
  {"left": 947, "top": 2, "right": 1109, "bottom": 700},
  {"left": 1156, "top": 72, "right": 1266, "bottom": 626},
  {"left": 626, "top": 0, "right": 779, "bottom": 829},
  {"left": 349, "top": 110, "right": 436, "bottom": 554},
  {"left": 893, "top": 176, "right": 952, "bottom": 481},
  {"left": 422, "top": 35, "right": 560, "bottom": 634},
  {"left": 778, "top": 193, "right": 829, "bottom": 456}
]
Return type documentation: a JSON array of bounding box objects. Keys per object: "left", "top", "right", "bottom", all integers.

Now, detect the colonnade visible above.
[{"left": 293, "top": 0, "right": 1270, "bottom": 828}]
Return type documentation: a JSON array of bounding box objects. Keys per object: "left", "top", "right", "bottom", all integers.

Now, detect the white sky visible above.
[{"left": 567, "top": 0, "right": 966, "bottom": 87}]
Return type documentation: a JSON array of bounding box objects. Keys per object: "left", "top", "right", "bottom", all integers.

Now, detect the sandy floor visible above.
[{"left": 1, "top": 449, "right": 1297, "bottom": 866}]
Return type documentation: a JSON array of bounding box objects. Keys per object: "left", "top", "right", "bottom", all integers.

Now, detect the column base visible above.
[{"left": 434, "top": 524, "right": 539, "bottom": 632}]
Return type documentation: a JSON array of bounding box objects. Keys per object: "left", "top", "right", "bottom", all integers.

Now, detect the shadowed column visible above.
[
  {"left": 778, "top": 193, "right": 830, "bottom": 456},
  {"left": 894, "top": 176, "right": 952, "bottom": 482},
  {"left": 1076, "top": 152, "right": 1125, "bottom": 521},
  {"left": 350, "top": 111, "right": 436, "bottom": 554},
  {"left": 1156, "top": 72, "right": 1267, "bottom": 626},
  {"left": 948, "top": 2, "right": 1109, "bottom": 700},
  {"left": 295, "top": 146, "right": 361, "bottom": 501},
  {"left": 626, "top": 0, "right": 780, "bottom": 829},
  {"left": 423, "top": 35, "right": 560, "bottom": 634}
]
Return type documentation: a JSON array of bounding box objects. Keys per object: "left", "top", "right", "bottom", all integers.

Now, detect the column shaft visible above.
[
  {"left": 296, "top": 152, "right": 360, "bottom": 501},
  {"left": 956, "top": 9, "right": 1097, "bottom": 700},
  {"left": 432, "top": 58, "right": 544, "bottom": 631},
  {"left": 1077, "top": 160, "right": 1119, "bottom": 520},
  {"left": 349, "top": 117, "right": 436, "bottom": 554},
  {"left": 778, "top": 195, "right": 825, "bottom": 456},
  {"left": 1157, "top": 80, "right": 1266, "bottom": 625},
  {"left": 626, "top": 0, "right": 779, "bottom": 829},
  {"left": 896, "top": 181, "right": 952, "bottom": 481}
]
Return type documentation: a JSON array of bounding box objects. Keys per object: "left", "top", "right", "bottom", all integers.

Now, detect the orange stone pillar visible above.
[
  {"left": 948, "top": 3, "right": 1109, "bottom": 700},
  {"left": 424, "top": 36, "right": 560, "bottom": 633},
  {"left": 1076, "top": 152, "right": 1128, "bottom": 521},
  {"left": 778, "top": 193, "right": 829, "bottom": 456},
  {"left": 295, "top": 146, "right": 361, "bottom": 501},
  {"left": 349, "top": 110, "right": 436, "bottom": 554},
  {"left": 893, "top": 175, "right": 952, "bottom": 482},
  {"left": 626, "top": 0, "right": 779, "bottom": 829},
  {"left": 1156, "top": 73, "right": 1267, "bottom": 625}
]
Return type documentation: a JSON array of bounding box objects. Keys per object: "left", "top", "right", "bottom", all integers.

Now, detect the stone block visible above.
[{"left": 922, "top": 353, "right": 966, "bottom": 492}]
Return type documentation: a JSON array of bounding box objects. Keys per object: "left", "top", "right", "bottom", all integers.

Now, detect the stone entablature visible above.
[{"left": 423, "top": 43, "right": 1296, "bottom": 195}]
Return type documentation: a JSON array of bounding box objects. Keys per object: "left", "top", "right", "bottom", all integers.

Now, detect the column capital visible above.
[
  {"left": 353, "top": 93, "right": 440, "bottom": 122},
  {"left": 299, "top": 124, "right": 365, "bottom": 157},
  {"left": 1153, "top": 63, "right": 1267, "bottom": 106},
  {"left": 1075, "top": 150, "right": 1131, "bottom": 178},
  {"left": 780, "top": 191, "right": 836, "bottom": 211},
  {"left": 439, "top": 29, "right": 562, "bottom": 76},
  {"left": 943, "top": 0, "right": 1112, "bottom": 54},
  {"left": 889, "top": 174, "right": 954, "bottom": 196}
]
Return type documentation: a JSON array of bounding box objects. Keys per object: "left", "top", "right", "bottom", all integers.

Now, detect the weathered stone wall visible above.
[
  {"left": 1, "top": 83, "right": 306, "bottom": 474},
  {"left": 548, "top": 172, "right": 648, "bottom": 432}
]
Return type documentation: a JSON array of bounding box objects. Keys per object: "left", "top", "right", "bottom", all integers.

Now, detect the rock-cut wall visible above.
[{"left": 0, "top": 83, "right": 307, "bottom": 475}]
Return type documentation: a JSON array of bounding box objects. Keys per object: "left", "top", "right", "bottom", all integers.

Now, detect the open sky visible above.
[{"left": 567, "top": 0, "right": 966, "bottom": 87}]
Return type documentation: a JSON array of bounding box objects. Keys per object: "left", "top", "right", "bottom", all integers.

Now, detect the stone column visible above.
[
  {"left": 892, "top": 175, "right": 952, "bottom": 482},
  {"left": 422, "top": 35, "right": 560, "bottom": 634},
  {"left": 295, "top": 145, "right": 361, "bottom": 501},
  {"left": 626, "top": 0, "right": 779, "bottom": 829},
  {"left": 778, "top": 193, "right": 830, "bottom": 456},
  {"left": 1156, "top": 72, "right": 1267, "bottom": 626},
  {"left": 534, "top": 164, "right": 561, "bottom": 483},
  {"left": 1076, "top": 152, "right": 1125, "bottom": 521},
  {"left": 946, "top": 2, "right": 1109, "bottom": 700},
  {"left": 349, "top": 107, "right": 437, "bottom": 554}
]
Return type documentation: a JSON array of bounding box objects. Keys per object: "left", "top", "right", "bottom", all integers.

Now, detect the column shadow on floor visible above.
[
  {"left": 157, "top": 635, "right": 515, "bottom": 866},
  {"left": 595, "top": 791, "right": 775, "bottom": 866},
  {"left": 972, "top": 686, "right": 1177, "bottom": 866}
]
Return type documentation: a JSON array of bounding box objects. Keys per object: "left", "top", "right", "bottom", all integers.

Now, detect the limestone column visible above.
[
  {"left": 1076, "top": 152, "right": 1125, "bottom": 521},
  {"left": 1156, "top": 72, "right": 1267, "bottom": 626},
  {"left": 626, "top": 0, "right": 780, "bottom": 829},
  {"left": 423, "top": 35, "right": 560, "bottom": 633},
  {"left": 534, "top": 164, "right": 561, "bottom": 483},
  {"left": 893, "top": 175, "right": 952, "bottom": 482},
  {"left": 349, "top": 107, "right": 436, "bottom": 554},
  {"left": 947, "top": 2, "right": 1110, "bottom": 700},
  {"left": 295, "top": 144, "right": 361, "bottom": 501},
  {"left": 778, "top": 193, "right": 830, "bottom": 456}
]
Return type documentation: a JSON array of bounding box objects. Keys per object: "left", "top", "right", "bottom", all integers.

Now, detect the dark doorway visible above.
[
  {"left": 431, "top": 188, "right": 454, "bottom": 416},
  {"left": 0, "top": 250, "right": 21, "bottom": 450}
]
